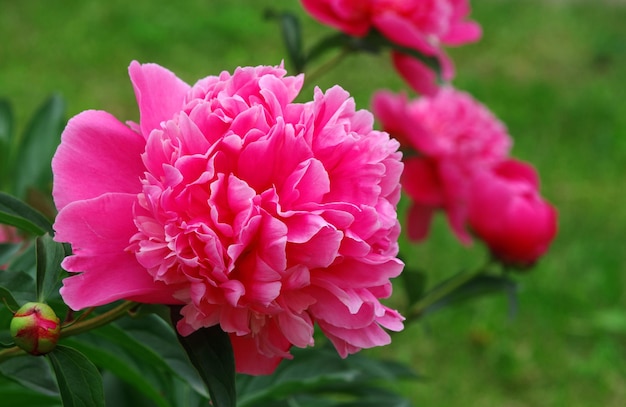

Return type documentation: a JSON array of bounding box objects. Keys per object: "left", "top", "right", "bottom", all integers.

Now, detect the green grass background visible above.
[{"left": 2, "top": 0, "right": 625, "bottom": 405}]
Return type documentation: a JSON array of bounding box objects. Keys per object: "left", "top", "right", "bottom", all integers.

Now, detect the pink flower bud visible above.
[
  {"left": 467, "top": 159, "right": 558, "bottom": 268},
  {"left": 10, "top": 302, "right": 61, "bottom": 355}
]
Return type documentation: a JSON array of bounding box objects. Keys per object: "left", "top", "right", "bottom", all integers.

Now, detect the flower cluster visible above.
[
  {"left": 52, "top": 62, "right": 404, "bottom": 374},
  {"left": 373, "top": 87, "right": 557, "bottom": 267},
  {"left": 300, "top": 0, "right": 482, "bottom": 95}
]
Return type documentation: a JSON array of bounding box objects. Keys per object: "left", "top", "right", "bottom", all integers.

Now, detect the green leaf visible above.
[
  {"left": 0, "top": 265, "right": 35, "bottom": 303},
  {"left": 422, "top": 274, "right": 518, "bottom": 317},
  {"left": 61, "top": 336, "right": 174, "bottom": 407},
  {"left": 400, "top": 268, "right": 428, "bottom": 307},
  {"left": 0, "top": 380, "right": 61, "bottom": 407},
  {"left": 36, "top": 234, "right": 66, "bottom": 302},
  {"left": 12, "top": 94, "right": 66, "bottom": 198},
  {"left": 304, "top": 32, "right": 348, "bottom": 66},
  {"left": 269, "top": 11, "right": 305, "bottom": 72},
  {"left": 237, "top": 345, "right": 417, "bottom": 407},
  {"left": 171, "top": 306, "right": 236, "bottom": 407},
  {"left": 115, "top": 312, "right": 208, "bottom": 399},
  {"left": 0, "top": 286, "right": 19, "bottom": 311},
  {"left": 0, "top": 243, "right": 21, "bottom": 268},
  {"left": 48, "top": 345, "right": 105, "bottom": 407},
  {"left": 0, "top": 99, "right": 13, "bottom": 189},
  {"left": 0, "top": 192, "right": 53, "bottom": 235},
  {"left": 0, "top": 351, "right": 60, "bottom": 396}
]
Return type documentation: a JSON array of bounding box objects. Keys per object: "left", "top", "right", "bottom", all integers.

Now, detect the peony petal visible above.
[
  {"left": 407, "top": 203, "right": 436, "bottom": 241},
  {"left": 392, "top": 52, "right": 440, "bottom": 96},
  {"left": 373, "top": 12, "right": 438, "bottom": 55},
  {"left": 442, "top": 21, "right": 482, "bottom": 45},
  {"left": 229, "top": 332, "right": 289, "bottom": 375},
  {"left": 52, "top": 110, "right": 146, "bottom": 211},
  {"left": 55, "top": 193, "right": 182, "bottom": 309},
  {"left": 129, "top": 61, "right": 191, "bottom": 136}
]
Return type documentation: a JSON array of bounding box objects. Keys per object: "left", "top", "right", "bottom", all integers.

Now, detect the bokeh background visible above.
[{"left": 1, "top": 0, "right": 625, "bottom": 405}]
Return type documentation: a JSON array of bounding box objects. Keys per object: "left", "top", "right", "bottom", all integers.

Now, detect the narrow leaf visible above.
[
  {"left": 305, "top": 32, "right": 349, "bottom": 65},
  {"left": 0, "top": 99, "right": 13, "bottom": 190},
  {"left": 12, "top": 94, "right": 66, "bottom": 198},
  {"left": 265, "top": 10, "right": 305, "bottom": 72},
  {"left": 36, "top": 234, "right": 66, "bottom": 302},
  {"left": 171, "top": 306, "right": 236, "bottom": 407},
  {"left": 0, "top": 242, "right": 21, "bottom": 267},
  {"left": 423, "top": 274, "right": 518, "bottom": 316},
  {"left": 48, "top": 345, "right": 105, "bottom": 407},
  {"left": 0, "top": 99, "right": 12, "bottom": 145},
  {"left": 0, "top": 380, "right": 61, "bottom": 407},
  {"left": 0, "top": 286, "right": 19, "bottom": 310},
  {"left": 237, "top": 345, "right": 417, "bottom": 407},
  {"left": 400, "top": 268, "right": 427, "bottom": 307},
  {"left": 61, "top": 336, "right": 173, "bottom": 407},
  {"left": 116, "top": 313, "right": 209, "bottom": 398},
  {"left": 0, "top": 192, "right": 53, "bottom": 235}
]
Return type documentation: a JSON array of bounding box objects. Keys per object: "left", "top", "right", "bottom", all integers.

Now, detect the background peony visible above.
[
  {"left": 300, "top": 0, "right": 482, "bottom": 94},
  {"left": 372, "top": 86, "right": 511, "bottom": 242},
  {"left": 467, "top": 159, "right": 558, "bottom": 267},
  {"left": 52, "top": 61, "right": 404, "bottom": 375}
]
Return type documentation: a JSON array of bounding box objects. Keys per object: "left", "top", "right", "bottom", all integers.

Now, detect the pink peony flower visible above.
[
  {"left": 52, "top": 61, "right": 404, "bottom": 375},
  {"left": 372, "top": 87, "right": 511, "bottom": 242},
  {"left": 300, "top": 0, "right": 482, "bottom": 94},
  {"left": 467, "top": 159, "right": 558, "bottom": 267}
]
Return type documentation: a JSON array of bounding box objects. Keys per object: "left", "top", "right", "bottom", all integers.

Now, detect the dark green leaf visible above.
[
  {"left": 400, "top": 268, "right": 428, "bottom": 307},
  {"left": 36, "top": 234, "right": 66, "bottom": 302},
  {"left": 422, "top": 274, "right": 518, "bottom": 317},
  {"left": 0, "top": 192, "right": 53, "bottom": 235},
  {"left": 0, "top": 286, "right": 19, "bottom": 311},
  {"left": 48, "top": 345, "right": 104, "bottom": 407},
  {"left": 171, "top": 306, "right": 236, "bottom": 407},
  {"left": 0, "top": 99, "right": 13, "bottom": 189},
  {"left": 0, "top": 380, "right": 61, "bottom": 407},
  {"left": 265, "top": 10, "right": 305, "bottom": 72},
  {"left": 115, "top": 312, "right": 208, "bottom": 398},
  {"left": 102, "top": 371, "right": 206, "bottom": 407},
  {"left": 305, "top": 32, "right": 349, "bottom": 66},
  {"left": 0, "top": 267, "right": 36, "bottom": 343},
  {"left": 0, "top": 351, "right": 60, "bottom": 396},
  {"left": 237, "top": 345, "right": 417, "bottom": 407},
  {"left": 0, "top": 265, "right": 35, "bottom": 303},
  {"left": 12, "top": 93, "right": 65, "bottom": 198},
  {"left": 61, "top": 336, "right": 173, "bottom": 407},
  {"left": 0, "top": 243, "right": 21, "bottom": 268}
]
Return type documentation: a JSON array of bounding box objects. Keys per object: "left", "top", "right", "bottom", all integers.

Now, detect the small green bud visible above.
[{"left": 10, "top": 302, "right": 61, "bottom": 355}]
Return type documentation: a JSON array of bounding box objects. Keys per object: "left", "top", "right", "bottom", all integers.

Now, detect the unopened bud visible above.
[{"left": 10, "top": 302, "right": 61, "bottom": 355}]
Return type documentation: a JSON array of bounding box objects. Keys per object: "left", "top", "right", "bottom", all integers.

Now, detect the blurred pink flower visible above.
[
  {"left": 0, "top": 225, "right": 21, "bottom": 270},
  {"left": 53, "top": 61, "right": 404, "bottom": 374},
  {"left": 300, "top": 0, "right": 481, "bottom": 94},
  {"left": 372, "top": 87, "right": 511, "bottom": 242},
  {"left": 467, "top": 159, "right": 558, "bottom": 267},
  {"left": 0, "top": 225, "right": 19, "bottom": 244}
]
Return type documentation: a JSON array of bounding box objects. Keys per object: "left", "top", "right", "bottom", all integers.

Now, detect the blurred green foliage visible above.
[{"left": 1, "top": 0, "right": 625, "bottom": 405}]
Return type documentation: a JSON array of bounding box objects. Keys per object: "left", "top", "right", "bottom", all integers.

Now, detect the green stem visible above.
[
  {"left": 303, "top": 47, "right": 351, "bottom": 88},
  {"left": 0, "top": 301, "right": 138, "bottom": 363},
  {"left": 60, "top": 301, "right": 138, "bottom": 338},
  {"left": 406, "top": 265, "right": 488, "bottom": 323},
  {"left": 0, "top": 346, "right": 25, "bottom": 363}
]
